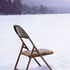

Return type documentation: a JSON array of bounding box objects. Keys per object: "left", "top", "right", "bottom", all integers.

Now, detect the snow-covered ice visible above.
[{"left": 0, "top": 14, "right": 70, "bottom": 70}]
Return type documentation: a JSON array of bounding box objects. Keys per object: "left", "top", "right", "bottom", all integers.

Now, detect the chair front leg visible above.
[
  {"left": 14, "top": 53, "right": 21, "bottom": 70},
  {"left": 26, "top": 57, "right": 31, "bottom": 70}
]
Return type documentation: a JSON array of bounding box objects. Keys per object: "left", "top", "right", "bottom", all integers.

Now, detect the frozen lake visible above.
[{"left": 0, "top": 14, "right": 70, "bottom": 70}]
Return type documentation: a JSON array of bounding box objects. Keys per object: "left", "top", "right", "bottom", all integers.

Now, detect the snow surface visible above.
[{"left": 0, "top": 14, "right": 70, "bottom": 70}]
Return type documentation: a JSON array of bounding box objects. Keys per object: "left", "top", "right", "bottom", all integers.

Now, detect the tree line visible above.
[
  {"left": 0, "top": 0, "right": 54, "bottom": 15},
  {"left": 22, "top": 4, "right": 54, "bottom": 14}
]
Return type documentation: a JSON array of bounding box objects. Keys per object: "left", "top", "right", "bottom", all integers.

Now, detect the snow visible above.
[{"left": 0, "top": 14, "right": 70, "bottom": 70}]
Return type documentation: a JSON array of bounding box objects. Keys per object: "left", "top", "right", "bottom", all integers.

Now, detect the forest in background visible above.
[
  {"left": 0, "top": 0, "right": 54, "bottom": 15},
  {"left": 0, "top": 0, "right": 22, "bottom": 14},
  {"left": 0, "top": 0, "right": 70, "bottom": 15}
]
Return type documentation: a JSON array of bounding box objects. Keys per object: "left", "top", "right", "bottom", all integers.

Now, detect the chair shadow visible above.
[
  {"left": 29, "top": 66, "right": 49, "bottom": 70},
  {"left": 0, "top": 65, "right": 55, "bottom": 70},
  {"left": 19, "top": 65, "right": 55, "bottom": 70}
]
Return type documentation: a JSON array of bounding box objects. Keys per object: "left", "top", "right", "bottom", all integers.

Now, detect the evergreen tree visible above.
[
  {"left": 0, "top": 0, "right": 7, "bottom": 14},
  {"left": 5, "top": 0, "right": 12, "bottom": 14},
  {"left": 39, "top": 5, "right": 47, "bottom": 14},
  {"left": 31, "top": 6, "right": 38, "bottom": 14},
  {"left": 13, "top": 0, "right": 22, "bottom": 14},
  {"left": 0, "top": 0, "right": 12, "bottom": 14},
  {"left": 22, "top": 4, "right": 30, "bottom": 14}
]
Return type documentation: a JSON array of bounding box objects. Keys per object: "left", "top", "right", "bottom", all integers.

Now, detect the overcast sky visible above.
[{"left": 21, "top": 0, "right": 70, "bottom": 8}]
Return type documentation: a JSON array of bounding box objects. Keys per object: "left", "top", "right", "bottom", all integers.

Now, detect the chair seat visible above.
[{"left": 21, "top": 49, "right": 53, "bottom": 57}]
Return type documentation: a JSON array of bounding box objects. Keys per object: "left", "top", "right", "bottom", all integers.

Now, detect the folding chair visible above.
[{"left": 13, "top": 25, "right": 54, "bottom": 70}]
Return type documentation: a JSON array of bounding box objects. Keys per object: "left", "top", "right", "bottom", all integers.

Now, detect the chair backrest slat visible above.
[{"left": 14, "top": 25, "right": 29, "bottom": 39}]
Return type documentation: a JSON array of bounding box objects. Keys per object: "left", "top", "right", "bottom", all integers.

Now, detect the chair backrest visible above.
[
  {"left": 14, "top": 25, "right": 37, "bottom": 51},
  {"left": 14, "top": 25, "right": 29, "bottom": 39}
]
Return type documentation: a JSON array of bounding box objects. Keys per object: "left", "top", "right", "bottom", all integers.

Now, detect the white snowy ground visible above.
[{"left": 0, "top": 14, "right": 70, "bottom": 70}]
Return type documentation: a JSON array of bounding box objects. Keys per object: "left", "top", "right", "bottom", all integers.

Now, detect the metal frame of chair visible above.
[{"left": 13, "top": 25, "right": 53, "bottom": 70}]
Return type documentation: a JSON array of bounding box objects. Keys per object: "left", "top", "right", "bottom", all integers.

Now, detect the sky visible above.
[{"left": 21, "top": 0, "right": 70, "bottom": 8}]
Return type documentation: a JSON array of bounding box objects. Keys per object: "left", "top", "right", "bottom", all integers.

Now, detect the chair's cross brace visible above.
[
  {"left": 26, "top": 47, "right": 34, "bottom": 70},
  {"left": 33, "top": 57, "right": 41, "bottom": 66},
  {"left": 23, "top": 43, "right": 29, "bottom": 50},
  {"left": 21, "top": 38, "right": 29, "bottom": 50}
]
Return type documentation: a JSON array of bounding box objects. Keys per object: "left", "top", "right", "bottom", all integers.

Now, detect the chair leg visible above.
[
  {"left": 14, "top": 53, "right": 21, "bottom": 70},
  {"left": 26, "top": 57, "right": 31, "bottom": 70},
  {"left": 41, "top": 56, "right": 52, "bottom": 70},
  {"left": 33, "top": 57, "right": 41, "bottom": 66}
]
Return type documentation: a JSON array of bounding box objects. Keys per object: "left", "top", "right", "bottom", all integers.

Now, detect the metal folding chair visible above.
[{"left": 13, "top": 25, "right": 53, "bottom": 70}]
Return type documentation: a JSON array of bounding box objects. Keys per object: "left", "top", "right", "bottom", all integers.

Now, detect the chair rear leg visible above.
[
  {"left": 33, "top": 57, "right": 41, "bottom": 66},
  {"left": 26, "top": 57, "right": 31, "bottom": 70},
  {"left": 14, "top": 53, "right": 21, "bottom": 70},
  {"left": 41, "top": 56, "right": 52, "bottom": 70}
]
